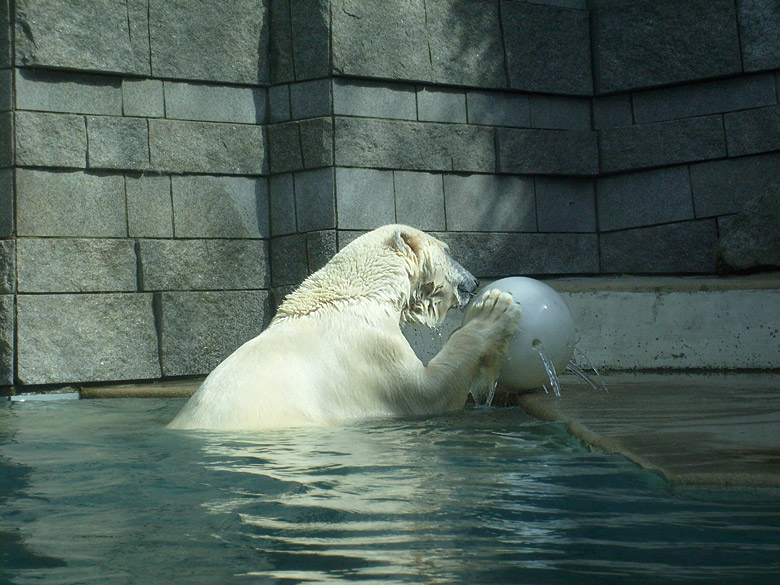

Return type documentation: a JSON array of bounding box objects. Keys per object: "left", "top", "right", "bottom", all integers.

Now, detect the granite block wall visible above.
[
  {"left": 592, "top": 0, "right": 780, "bottom": 275},
  {"left": 1, "top": 0, "right": 273, "bottom": 387},
  {"left": 1, "top": 0, "right": 779, "bottom": 387}
]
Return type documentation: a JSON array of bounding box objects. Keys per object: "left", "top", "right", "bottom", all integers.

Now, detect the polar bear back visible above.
[{"left": 168, "top": 307, "right": 425, "bottom": 430}]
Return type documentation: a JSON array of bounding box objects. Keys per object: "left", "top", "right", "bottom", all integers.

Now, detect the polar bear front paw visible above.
[{"left": 464, "top": 289, "right": 522, "bottom": 337}]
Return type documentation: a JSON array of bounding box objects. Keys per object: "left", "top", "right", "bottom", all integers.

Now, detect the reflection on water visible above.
[{"left": 1, "top": 398, "right": 779, "bottom": 585}]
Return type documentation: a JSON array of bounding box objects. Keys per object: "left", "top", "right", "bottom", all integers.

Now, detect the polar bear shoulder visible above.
[{"left": 168, "top": 225, "right": 520, "bottom": 430}]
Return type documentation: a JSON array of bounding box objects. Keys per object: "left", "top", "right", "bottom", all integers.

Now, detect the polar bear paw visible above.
[{"left": 464, "top": 289, "right": 522, "bottom": 338}]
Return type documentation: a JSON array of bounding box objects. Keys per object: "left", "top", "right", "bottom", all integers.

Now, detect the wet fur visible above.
[{"left": 168, "top": 225, "right": 521, "bottom": 430}]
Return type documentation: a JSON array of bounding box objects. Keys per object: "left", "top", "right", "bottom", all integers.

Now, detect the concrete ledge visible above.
[
  {"left": 79, "top": 378, "right": 202, "bottom": 399},
  {"left": 518, "top": 372, "right": 780, "bottom": 486},
  {"left": 550, "top": 274, "right": 780, "bottom": 371}
]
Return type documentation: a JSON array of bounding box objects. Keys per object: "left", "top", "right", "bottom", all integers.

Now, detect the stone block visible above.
[
  {"left": 335, "top": 117, "right": 495, "bottom": 173},
  {"left": 332, "top": 79, "right": 417, "bottom": 120},
  {"left": 724, "top": 105, "right": 780, "bottom": 158},
  {"left": 295, "top": 168, "right": 335, "bottom": 232},
  {"left": 417, "top": 87, "right": 467, "bottom": 123},
  {"left": 438, "top": 232, "right": 599, "bottom": 277},
  {"left": 530, "top": 95, "right": 591, "bottom": 130},
  {"left": 126, "top": 174, "right": 173, "bottom": 238},
  {"left": 267, "top": 121, "right": 303, "bottom": 174},
  {"left": 269, "top": 0, "right": 294, "bottom": 83},
  {"left": 714, "top": 185, "right": 780, "bottom": 273},
  {"left": 466, "top": 91, "right": 530, "bottom": 128},
  {"left": 0, "top": 69, "right": 11, "bottom": 112},
  {"left": 529, "top": 0, "right": 586, "bottom": 7},
  {"left": 138, "top": 239, "right": 270, "bottom": 291},
  {"left": 290, "top": 0, "right": 330, "bottom": 80},
  {"left": 269, "top": 84, "right": 291, "bottom": 123},
  {"left": 0, "top": 112, "right": 10, "bottom": 167},
  {"left": 592, "top": 0, "right": 741, "bottom": 93},
  {"left": 300, "top": 117, "right": 334, "bottom": 169},
  {"left": 269, "top": 173, "right": 297, "bottom": 236},
  {"left": 592, "top": 94, "right": 633, "bottom": 130},
  {"left": 149, "top": 0, "right": 268, "bottom": 84},
  {"left": 0, "top": 168, "right": 12, "bottom": 237},
  {"left": 442, "top": 174, "right": 536, "bottom": 232},
  {"left": 126, "top": 0, "right": 152, "bottom": 74},
  {"left": 164, "top": 82, "right": 265, "bottom": 124},
  {"left": 535, "top": 177, "right": 596, "bottom": 232},
  {"left": 16, "top": 169, "right": 126, "bottom": 237},
  {"left": 690, "top": 152, "right": 780, "bottom": 217},
  {"left": 290, "top": 80, "right": 331, "bottom": 120},
  {"left": 17, "top": 238, "right": 137, "bottom": 293},
  {"left": 633, "top": 74, "right": 777, "bottom": 124},
  {"left": 271, "top": 233, "right": 308, "bottom": 287},
  {"left": 306, "top": 230, "right": 337, "bottom": 273},
  {"left": 172, "top": 176, "right": 269, "bottom": 238},
  {"left": 394, "top": 171, "right": 446, "bottom": 231},
  {"left": 149, "top": 119, "right": 267, "bottom": 175},
  {"left": 600, "top": 220, "right": 718, "bottom": 273},
  {"left": 497, "top": 128, "right": 598, "bottom": 175},
  {"left": 335, "top": 168, "right": 395, "bottom": 230},
  {"left": 332, "top": 0, "right": 432, "bottom": 82},
  {"left": 15, "top": 69, "right": 122, "bottom": 115},
  {"left": 16, "top": 293, "right": 160, "bottom": 385},
  {"left": 776, "top": 72, "right": 780, "bottom": 103},
  {"left": 425, "top": 0, "right": 506, "bottom": 88},
  {"left": 502, "top": 1, "right": 592, "bottom": 95},
  {"left": 158, "top": 290, "right": 271, "bottom": 377},
  {"left": 122, "top": 79, "right": 165, "bottom": 118},
  {"left": 597, "top": 167, "right": 694, "bottom": 232},
  {"left": 738, "top": 0, "right": 780, "bottom": 72},
  {"left": 337, "top": 230, "right": 365, "bottom": 250},
  {"left": 0, "top": 238, "right": 13, "bottom": 293},
  {"left": 0, "top": 294, "right": 11, "bottom": 385},
  {"left": 717, "top": 215, "right": 736, "bottom": 235},
  {"left": 15, "top": 111, "right": 86, "bottom": 168},
  {"left": 15, "top": 0, "right": 150, "bottom": 75},
  {"left": 0, "top": 0, "right": 9, "bottom": 68},
  {"left": 87, "top": 116, "right": 150, "bottom": 170},
  {"left": 599, "top": 116, "right": 727, "bottom": 173}
]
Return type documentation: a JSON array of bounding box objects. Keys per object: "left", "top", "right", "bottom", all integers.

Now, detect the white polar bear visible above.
[{"left": 168, "top": 225, "right": 521, "bottom": 430}]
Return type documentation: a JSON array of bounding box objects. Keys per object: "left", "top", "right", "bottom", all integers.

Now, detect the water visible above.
[
  {"left": 535, "top": 344, "right": 562, "bottom": 398},
  {"left": 2, "top": 398, "right": 779, "bottom": 585},
  {"left": 569, "top": 347, "right": 609, "bottom": 394}
]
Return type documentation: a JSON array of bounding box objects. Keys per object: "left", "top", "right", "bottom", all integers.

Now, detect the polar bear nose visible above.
[{"left": 452, "top": 259, "right": 478, "bottom": 306}]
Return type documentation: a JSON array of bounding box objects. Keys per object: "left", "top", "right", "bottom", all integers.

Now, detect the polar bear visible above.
[{"left": 168, "top": 225, "right": 521, "bottom": 430}]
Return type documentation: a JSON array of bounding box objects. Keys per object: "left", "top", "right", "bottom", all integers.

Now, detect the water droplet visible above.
[{"left": 536, "top": 343, "right": 562, "bottom": 397}]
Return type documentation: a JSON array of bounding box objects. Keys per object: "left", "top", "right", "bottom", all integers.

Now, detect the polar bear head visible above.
[
  {"left": 273, "top": 225, "right": 478, "bottom": 327},
  {"left": 392, "top": 227, "right": 478, "bottom": 327}
]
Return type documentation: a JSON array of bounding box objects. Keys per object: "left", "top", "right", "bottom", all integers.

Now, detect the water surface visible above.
[{"left": 1, "top": 398, "right": 778, "bottom": 584}]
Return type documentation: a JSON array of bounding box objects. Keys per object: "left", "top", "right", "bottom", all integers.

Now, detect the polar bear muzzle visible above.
[{"left": 452, "top": 258, "right": 478, "bottom": 307}]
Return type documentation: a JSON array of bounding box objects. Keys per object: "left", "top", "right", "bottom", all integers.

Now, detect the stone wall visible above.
[
  {"left": 0, "top": 0, "right": 273, "bottom": 386},
  {"left": 592, "top": 0, "right": 780, "bottom": 274},
  {"left": 1, "top": 0, "right": 779, "bottom": 387}
]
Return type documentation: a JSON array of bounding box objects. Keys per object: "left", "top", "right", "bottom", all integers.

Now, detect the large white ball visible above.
[{"left": 474, "top": 277, "right": 576, "bottom": 391}]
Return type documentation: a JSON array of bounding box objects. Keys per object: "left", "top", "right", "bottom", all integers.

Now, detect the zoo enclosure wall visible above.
[{"left": 1, "top": 0, "right": 779, "bottom": 388}]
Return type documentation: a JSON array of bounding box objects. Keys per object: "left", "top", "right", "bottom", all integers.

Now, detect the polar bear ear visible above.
[{"left": 392, "top": 227, "right": 423, "bottom": 259}]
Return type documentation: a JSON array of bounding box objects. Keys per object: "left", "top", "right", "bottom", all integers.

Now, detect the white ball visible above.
[{"left": 475, "top": 277, "right": 576, "bottom": 391}]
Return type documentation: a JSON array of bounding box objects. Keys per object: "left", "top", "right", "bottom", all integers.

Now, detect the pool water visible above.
[{"left": 1, "top": 398, "right": 778, "bottom": 585}]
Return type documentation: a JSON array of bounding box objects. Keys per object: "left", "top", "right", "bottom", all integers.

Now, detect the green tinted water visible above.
[{"left": 1, "top": 398, "right": 778, "bottom": 584}]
